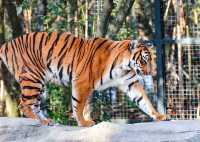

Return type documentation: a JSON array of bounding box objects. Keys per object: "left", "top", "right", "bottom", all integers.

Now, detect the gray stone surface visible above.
[{"left": 0, "top": 117, "right": 200, "bottom": 142}]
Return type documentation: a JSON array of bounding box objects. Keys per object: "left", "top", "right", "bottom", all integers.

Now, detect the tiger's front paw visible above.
[
  {"left": 78, "top": 120, "right": 95, "bottom": 127},
  {"left": 155, "top": 114, "right": 168, "bottom": 121}
]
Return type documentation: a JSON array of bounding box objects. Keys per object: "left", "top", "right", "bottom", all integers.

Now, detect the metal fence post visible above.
[{"left": 154, "top": 0, "right": 166, "bottom": 114}]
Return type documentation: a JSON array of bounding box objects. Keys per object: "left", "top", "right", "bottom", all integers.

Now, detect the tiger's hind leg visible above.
[{"left": 18, "top": 72, "right": 52, "bottom": 125}]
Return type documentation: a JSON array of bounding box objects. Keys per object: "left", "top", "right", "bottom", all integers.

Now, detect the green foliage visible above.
[
  {"left": 108, "top": 0, "right": 136, "bottom": 40},
  {"left": 112, "top": 18, "right": 137, "bottom": 40},
  {"left": 43, "top": 0, "right": 68, "bottom": 32},
  {"left": 46, "top": 83, "right": 73, "bottom": 125},
  {"left": 17, "top": 0, "right": 31, "bottom": 13},
  {"left": 91, "top": 91, "right": 113, "bottom": 123}
]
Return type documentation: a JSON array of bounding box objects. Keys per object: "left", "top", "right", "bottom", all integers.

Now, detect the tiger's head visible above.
[{"left": 127, "top": 39, "right": 156, "bottom": 76}]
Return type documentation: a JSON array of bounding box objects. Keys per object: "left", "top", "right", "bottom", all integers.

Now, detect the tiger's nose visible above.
[{"left": 136, "top": 69, "right": 141, "bottom": 75}]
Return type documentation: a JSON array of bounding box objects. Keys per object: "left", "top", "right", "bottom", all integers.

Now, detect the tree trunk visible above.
[
  {"left": 133, "top": 0, "right": 154, "bottom": 38},
  {"left": 23, "top": 9, "right": 32, "bottom": 33},
  {"left": 96, "top": 0, "right": 114, "bottom": 37},
  {"left": 85, "top": 0, "right": 89, "bottom": 38},
  {"left": 107, "top": 0, "right": 135, "bottom": 38},
  {"left": 0, "top": 0, "right": 4, "bottom": 117},
  {"left": 2, "top": 0, "right": 24, "bottom": 117},
  {"left": 0, "top": 0, "right": 4, "bottom": 43},
  {"left": 68, "top": 0, "right": 78, "bottom": 34},
  {"left": 4, "top": 0, "right": 23, "bottom": 37},
  {"left": 35, "top": 0, "right": 47, "bottom": 31}
]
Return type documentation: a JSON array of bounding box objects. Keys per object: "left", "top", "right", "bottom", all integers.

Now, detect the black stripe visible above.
[
  {"left": 46, "top": 47, "right": 54, "bottom": 61},
  {"left": 22, "top": 86, "right": 41, "bottom": 90},
  {"left": 77, "top": 40, "right": 86, "bottom": 63},
  {"left": 77, "top": 39, "right": 98, "bottom": 74},
  {"left": 4, "top": 43, "right": 8, "bottom": 63},
  {"left": 47, "top": 60, "right": 52, "bottom": 72},
  {"left": 100, "top": 75, "right": 103, "bottom": 85},
  {"left": 133, "top": 97, "right": 136, "bottom": 102},
  {"left": 46, "top": 33, "right": 61, "bottom": 60},
  {"left": 136, "top": 96, "right": 143, "bottom": 105},
  {"left": 67, "top": 36, "right": 76, "bottom": 52},
  {"left": 24, "top": 38, "right": 38, "bottom": 67},
  {"left": 135, "top": 50, "right": 142, "bottom": 64},
  {"left": 89, "top": 39, "right": 108, "bottom": 62},
  {"left": 57, "top": 53, "right": 65, "bottom": 69},
  {"left": 67, "top": 65, "right": 72, "bottom": 82},
  {"left": 29, "top": 33, "right": 38, "bottom": 65},
  {"left": 71, "top": 95, "right": 80, "bottom": 103},
  {"left": 132, "top": 50, "right": 139, "bottom": 60},
  {"left": 109, "top": 55, "right": 119, "bottom": 79},
  {"left": 25, "top": 33, "right": 29, "bottom": 48},
  {"left": 39, "top": 33, "right": 45, "bottom": 49},
  {"left": 11, "top": 55, "right": 15, "bottom": 74},
  {"left": 110, "top": 42, "right": 120, "bottom": 50},
  {"left": 76, "top": 38, "right": 84, "bottom": 61},
  {"left": 70, "top": 41, "right": 81, "bottom": 76},
  {"left": 73, "top": 105, "right": 78, "bottom": 110},
  {"left": 117, "top": 42, "right": 127, "bottom": 49},
  {"left": 57, "top": 37, "right": 76, "bottom": 69},
  {"left": 128, "top": 61, "right": 131, "bottom": 68},
  {"left": 59, "top": 67, "right": 63, "bottom": 80},
  {"left": 25, "top": 65, "right": 45, "bottom": 81},
  {"left": 19, "top": 76, "right": 42, "bottom": 84},
  {"left": 18, "top": 36, "right": 23, "bottom": 50},
  {"left": 36, "top": 33, "right": 45, "bottom": 67},
  {"left": 126, "top": 73, "right": 136, "bottom": 80},
  {"left": 28, "top": 73, "right": 44, "bottom": 84},
  {"left": 69, "top": 71, "right": 72, "bottom": 83},
  {"left": 128, "top": 80, "right": 139, "bottom": 91},
  {"left": 58, "top": 34, "right": 71, "bottom": 56},
  {"left": 82, "top": 39, "right": 105, "bottom": 71},
  {"left": 21, "top": 94, "right": 39, "bottom": 99},
  {"left": 10, "top": 41, "right": 18, "bottom": 70},
  {"left": 38, "top": 33, "right": 47, "bottom": 69},
  {"left": 110, "top": 65, "right": 114, "bottom": 79},
  {"left": 67, "top": 65, "right": 70, "bottom": 75},
  {"left": 13, "top": 40, "right": 23, "bottom": 60}
]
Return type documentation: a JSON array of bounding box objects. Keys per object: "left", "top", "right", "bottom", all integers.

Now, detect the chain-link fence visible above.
[{"left": 165, "top": 0, "right": 200, "bottom": 120}]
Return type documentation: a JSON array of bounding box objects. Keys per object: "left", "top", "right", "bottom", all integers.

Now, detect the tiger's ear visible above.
[
  {"left": 145, "top": 40, "right": 154, "bottom": 48},
  {"left": 129, "top": 40, "right": 138, "bottom": 51},
  {"left": 138, "top": 37, "right": 154, "bottom": 48}
]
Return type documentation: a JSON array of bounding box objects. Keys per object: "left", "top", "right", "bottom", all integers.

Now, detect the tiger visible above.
[{"left": 0, "top": 32, "right": 167, "bottom": 127}]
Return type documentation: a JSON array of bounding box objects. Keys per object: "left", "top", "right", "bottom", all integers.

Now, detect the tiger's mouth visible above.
[{"left": 128, "top": 60, "right": 144, "bottom": 76}]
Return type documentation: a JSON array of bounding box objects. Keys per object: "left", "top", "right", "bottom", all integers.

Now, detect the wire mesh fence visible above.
[
  {"left": 166, "top": 45, "right": 200, "bottom": 120},
  {"left": 165, "top": 0, "right": 200, "bottom": 120}
]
